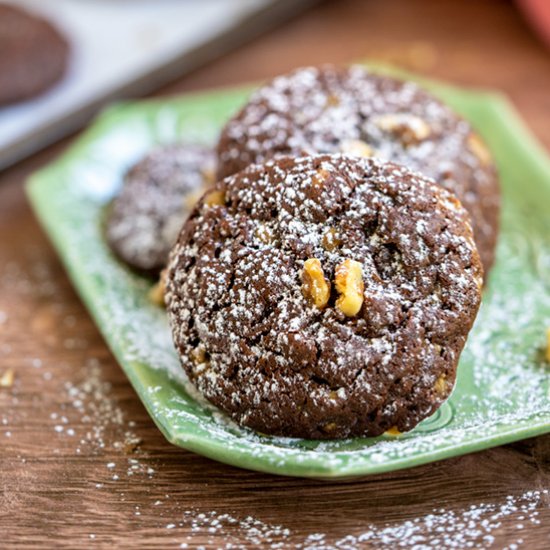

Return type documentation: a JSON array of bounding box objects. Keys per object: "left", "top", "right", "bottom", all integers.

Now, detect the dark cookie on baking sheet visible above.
[
  {"left": 0, "top": 4, "right": 69, "bottom": 105},
  {"left": 217, "top": 65, "right": 500, "bottom": 274},
  {"left": 165, "top": 154, "right": 482, "bottom": 439},
  {"left": 106, "top": 144, "right": 216, "bottom": 275}
]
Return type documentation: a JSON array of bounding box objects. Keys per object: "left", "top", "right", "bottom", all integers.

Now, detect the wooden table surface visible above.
[{"left": 2, "top": 0, "right": 550, "bottom": 547}]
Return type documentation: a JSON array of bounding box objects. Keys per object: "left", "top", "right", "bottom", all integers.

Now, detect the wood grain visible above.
[{"left": 2, "top": 0, "right": 550, "bottom": 547}]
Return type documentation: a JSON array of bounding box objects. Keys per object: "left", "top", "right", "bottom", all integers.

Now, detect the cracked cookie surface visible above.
[
  {"left": 106, "top": 144, "right": 216, "bottom": 275},
  {"left": 166, "top": 154, "right": 482, "bottom": 439},
  {"left": 217, "top": 64, "right": 500, "bottom": 273}
]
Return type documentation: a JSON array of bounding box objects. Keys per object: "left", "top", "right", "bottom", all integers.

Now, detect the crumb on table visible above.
[{"left": 0, "top": 368, "right": 14, "bottom": 388}]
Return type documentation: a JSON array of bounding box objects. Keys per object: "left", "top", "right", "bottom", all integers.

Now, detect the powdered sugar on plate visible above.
[{"left": 26, "top": 80, "right": 550, "bottom": 478}]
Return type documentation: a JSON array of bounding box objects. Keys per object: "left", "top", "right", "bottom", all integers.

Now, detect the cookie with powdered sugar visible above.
[
  {"left": 217, "top": 65, "right": 500, "bottom": 274},
  {"left": 106, "top": 144, "right": 216, "bottom": 275},
  {"left": 165, "top": 154, "right": 482, "bottom": 439}
]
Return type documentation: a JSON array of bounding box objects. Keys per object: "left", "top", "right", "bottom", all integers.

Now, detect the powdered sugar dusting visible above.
[
  {"left": 164, "top": 489, "right": 547, "bottom": 548},
  {"left": 217, "top": 64, "right": 500, "bottom": 272},
  {"left": 27, "top": 80, "right": 550, "bottom": 478},
  {"left": 166, "top": 154, "right": 482, "bottom": 439},
  {"left": 2, "top": 243, "right": 548, "bottom": 547}
]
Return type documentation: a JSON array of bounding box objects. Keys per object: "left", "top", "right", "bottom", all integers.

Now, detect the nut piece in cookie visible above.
[
  {"left": 340, "top": 139, "right": 374, "bottom": 158},
  {"left": 105, "top": 144, "right": 216, "bottom": 275},
  {"left": 217, "top": 64, "right": 500, "bottom": 275},
  {"left": 203, "top": 190, "right": 226, "bottom": 207},
  {"left": 301, "top": 258, "right": 331, "bottom": 309},
  {"left": 321, "top": 227, "right": 341, "bottom": 251},
  {"left": 467, "top": 132, "right": 492, "bottom": 167},
  {"left": 374, "top": 113, "right": 431, "bottom": 145},
  {"left": 334, "top": 259, "right": 364, "bottom": 317},
  {"left": 165, "top": 154, "right": 483, "bottom": 439},
  {"left": 148, "top": 269, "right": 167, "bottom": 307}
]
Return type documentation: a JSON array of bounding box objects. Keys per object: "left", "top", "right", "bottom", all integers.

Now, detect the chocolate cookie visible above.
[
  {"left": 217, "top": 65, "right": 500, "bottom": 273},
  {"left": 106, "top": 144, "right": 216, "bottom": 275},
  {"left": 0, "top": 4, "right": 69, "bottom": 105},
  {"left": 166, "top": 154, "right": 483, "bottom": 439}
]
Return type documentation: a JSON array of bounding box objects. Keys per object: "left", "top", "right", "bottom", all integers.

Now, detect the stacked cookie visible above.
[
  {"left": 106, "top": 144, "right": 216, "bottom": 275},
  {"left": 106, "top": 65, "right": 500, "bottom": 439},
  {"left": 217, "top": 65, "right": 499, "bottom": 273}
]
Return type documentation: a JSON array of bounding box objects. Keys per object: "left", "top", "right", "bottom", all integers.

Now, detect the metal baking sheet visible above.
[{"left": 0, "top": 0, "right": 317, "bottom": 170}]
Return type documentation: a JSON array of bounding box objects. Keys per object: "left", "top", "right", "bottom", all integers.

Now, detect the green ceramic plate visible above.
[{"left": 26, "top": 68, "right": 550, "bottom": 479}]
